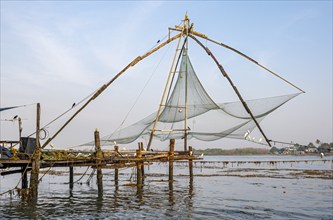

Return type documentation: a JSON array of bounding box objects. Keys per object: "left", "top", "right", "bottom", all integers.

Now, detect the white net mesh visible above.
[{"left": 86, "top": 54, "right": 300, "bottom": 146}]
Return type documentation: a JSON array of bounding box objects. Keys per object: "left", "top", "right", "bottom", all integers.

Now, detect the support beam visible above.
[
  {"left": 170, "top": 26, "right": 304, "bottom": 93},
  {"left": 168, "top": 139, "right": 175, "bottom": 183},
  {"left": 69, "top": 166, "right": 74, "bottom": 190},
  {"left": 147, "top": 30, "right": 187, "bottom": 150},
  {"left": 190, "top": 35, "right": 272, "bottom": 147},
  {"left": 136, "top": 146, "right": 143, "bottom": 186},
  {"left": 42, "top": 34, "right": 182, "bottom": 149},
  {"left": 29, "top": 103, "right": 41, "bottom": 200},
  {"left": 188, "top": 146, "right": 193, "bottom": 179},
  {"left": 95, "top": 129, "right": 103, "bottom": 195}
]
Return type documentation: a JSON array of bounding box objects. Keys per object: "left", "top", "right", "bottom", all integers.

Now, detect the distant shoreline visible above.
[{"left": 193, "top": 148, "right": 332, "bottom": 156}]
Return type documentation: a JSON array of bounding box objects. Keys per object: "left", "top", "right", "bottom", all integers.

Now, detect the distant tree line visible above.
[
  {"left": 194, "top": 148, "right": 270, "bottom": 155},
  {"left": 270, "top": 139, "right": 332, "bottom": 155},
  {"left": 193, "top": 140, "right": 332, "bottom": 156}
]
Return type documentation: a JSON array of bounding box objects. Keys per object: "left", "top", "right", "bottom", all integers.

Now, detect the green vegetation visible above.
[
  {"left": 270, "top": 141, "right": 333, "bottom": 155},
  {"left": 194, "top": 148, "right": 270, "bottom": 155},
  {"left": 193, "top": 140, "right": 332, "bottom": 156}
]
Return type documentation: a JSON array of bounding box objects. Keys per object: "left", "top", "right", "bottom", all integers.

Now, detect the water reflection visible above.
[{"left": 1, "top": 156, "right": 332, "bottom": 219}]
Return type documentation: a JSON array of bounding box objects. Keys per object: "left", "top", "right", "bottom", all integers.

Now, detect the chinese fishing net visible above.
[{"left": 86, "top": 54, "right": 300, "bottom": 146}]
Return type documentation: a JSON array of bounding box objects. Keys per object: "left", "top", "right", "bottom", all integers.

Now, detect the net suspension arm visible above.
[
  {"left": 147, "top": 28, "right": 189, "bottom": 150},
  {"left": 147, "top": 22, "right": 194, "bottom": 150},
  {"left": 190, "top": 34, "right": 272, "bottom": 147},
  {"left": 169, "top": 27, "right": 305, "bottom": 94},
  {"left": 41, "top": 33, "right": 182, "bottom": 149}
]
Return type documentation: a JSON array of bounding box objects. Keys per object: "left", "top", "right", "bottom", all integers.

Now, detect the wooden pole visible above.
[
  {"left": 136, "top": 147, "right": 143, "bottom": 186},
  {"left": 114, "top": 145, "right": 119, "bottom": 189},
  {"left": 139, "top": 142, "right": 145, "bottom": 181},
  {"left": 168, "top": 139, "right": 175, "bottom": 183},
  {"left": 190, "top": 35, "right": 272, "bottom": 147},
  {"left": 188, "top": 146, "right": 193, "bottom": 179},
  {"left": 147, "top": 31, "right": 186, "bottom": 150},
  {"left": 29, "top": 103, "right": 41, "bottom": 200},
  {"left": 94, "top": 129, "right": 103, "bottom": 195},
  {"left": 42, "top": 34, "right": 181, "bottom": 149},
  {"left": 169, "top": 26, "right": 305, "bottom": 93},
  {"left": 69, "top": 165, "right": 74, "bottom": 190},
  {"left": 115, "top": 167, "right": 119, "bottom": 189}
]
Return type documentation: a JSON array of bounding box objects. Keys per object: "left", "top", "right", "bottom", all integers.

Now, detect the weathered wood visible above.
[
  {"left": 169, "top": 139, "right": 175, "bottom": 182},
  {"left": 136, "top": 145, "right": 143, "bottom": 186},
  {"left": 190, "top": 35, "right": 272, "bottom": 147},
  {"left": 69, "top": 166, "right": 74, "bottom": 189},
  {"left": 41, "top": 34, "right": 182, "bottom": 150},
  {"left": 189, "top": 146, "right": 193, "bottom": 179},
  {"left": 115, "top": 168, "right": 119, "bottom": 186},
  {"left": 147, "top": 32, "right": 186, "bottom": 150},
  {"left": 95, "top": 129, "right": 103, "bottom": 194},
  {"left": 29, "top": 103, "right": 41, "bottom": 200}
]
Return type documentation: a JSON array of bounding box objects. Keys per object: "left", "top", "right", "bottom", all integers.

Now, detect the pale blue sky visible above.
[{"left": 1, "top": 1, "right": 332, "bottom": 150}]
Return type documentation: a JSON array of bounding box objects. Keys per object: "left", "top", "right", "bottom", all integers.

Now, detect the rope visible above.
[
  {"left": 27, "top": 89, "right": 98, "bottom": 139},
  {"left": 86, "top": 169, "right": 96, "bottom": 185},
  {"left": 0, "top": 148, "right": 37, "bottom": 196},
  {"left": 38, "top": 161, "right": 56, "bottom": 183},
  {"left": 0, "top": 103, "right": 36, "bottom": 113},
  {"left": 111, "top": 41, "right": 173, "bottom": 142}
]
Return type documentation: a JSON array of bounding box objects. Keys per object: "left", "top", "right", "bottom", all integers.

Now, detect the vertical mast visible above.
[
  {"left": 184, "top": 15, "right": 189, "bottom": 151},
  {"left": 147, "top": 24, "right": 186, "bottom": 150}
]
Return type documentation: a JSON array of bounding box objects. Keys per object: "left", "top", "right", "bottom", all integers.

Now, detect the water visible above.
[{"left": 1, "top": 155, "right": 332, "bottom": 219}]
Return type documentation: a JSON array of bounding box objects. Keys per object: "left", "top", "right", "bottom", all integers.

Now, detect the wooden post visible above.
[
  {"left": 188, "top": 146, "right": 193, "bottom": 179},
  {"left": 188, "top": 146, "right": 193, "bottom": 195},
  {"left": 29, "top": 103, "right": 41, "bottom": 200},
  {"left": 114, "top": 145, "right": 119, "bottom": 157},
  {"left": 136, "top": 147, "right": 143, "bottom": 186},
  {"left": 114, "top": 145, "right": 119, "bottom": 189},
  {"left": 136, "top": 145, "right": 143, "bottom": 198},
  {"left": 69, "top": 165, "right": 74, "bottom": 190},
  {"left": 94, "top": 129, "right": 103, "bottom": 195},
  {"left": 139, "top": 142, "right": 145, "bottom": 181},
  {"left": 115, "top": 167, "right": 119, "bottom": 189},
  {"left": 169, "top": 139, "right": 175, "bottom": 183}
]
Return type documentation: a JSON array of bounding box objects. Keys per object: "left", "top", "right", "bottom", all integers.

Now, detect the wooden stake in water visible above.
[
  {"left": 169, "top": 139, "right": 175, "bottom": 183},
  {"left": 189, "top": 146, "right": 193, "bottom": 179},
  {"left": 29, "top": 103, "right": 41, "bottom": 200},
  {"left": 94, "top": 129, "right": 103, "bottom": 195},
  {"left": 69, "top": 166, "right": 74, "bottom": 190},
  {"left": 114, "top": 145, "right": 119, "bottom": 189}
]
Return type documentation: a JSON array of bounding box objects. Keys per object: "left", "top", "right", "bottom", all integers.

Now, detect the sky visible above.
[{"left": 1, "top": 1, "right": 332, "bottom": 150}]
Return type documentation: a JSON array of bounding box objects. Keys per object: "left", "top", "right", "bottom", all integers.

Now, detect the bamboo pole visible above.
[
  {"left": 169, "top": 27, "right": 305, "bottom": 93},
  {"left": 147, "top": 31, "right": 185, "bottom": 150},
  {"left": 41, "top": 33, "right": 182, "bottom": 149},
  {"left": 190, "top": 35, "right": 272, "bottom": 147},
  {"left": 184, "top": 17, "right": 190, "bottom": 152}
]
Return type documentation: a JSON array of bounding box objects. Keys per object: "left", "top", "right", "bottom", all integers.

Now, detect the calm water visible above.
[{"left": 1, "top": 155, "right": 332, "bottom": 219}]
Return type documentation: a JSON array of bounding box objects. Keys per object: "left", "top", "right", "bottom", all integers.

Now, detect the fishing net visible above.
[{"left": 86, "top": 54, "right": 300, "bottom": 146}]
